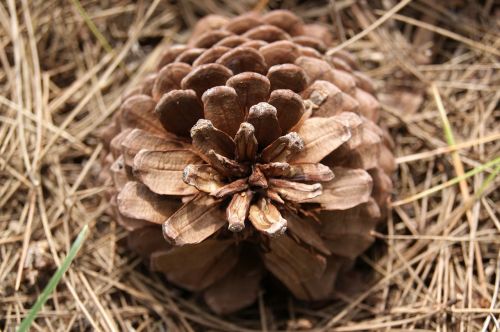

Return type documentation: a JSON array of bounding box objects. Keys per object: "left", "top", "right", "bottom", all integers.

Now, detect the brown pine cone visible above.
[{"left": 99, "top": 10, "right": 395, "bottom": 314}]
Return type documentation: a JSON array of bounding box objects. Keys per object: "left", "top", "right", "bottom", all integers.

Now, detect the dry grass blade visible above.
[
  {"left": 326, "top": 0, "right": 413, "bottom": 55},
  {"left": 395, "top": 132, "right": 500, "bottom": 164},
  {"left": 378, "top": 11, "right": 500, "bottom": 57}
]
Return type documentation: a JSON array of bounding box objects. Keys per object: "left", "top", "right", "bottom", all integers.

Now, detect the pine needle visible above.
[
  {"left": 2, "top": 1, "right": 498, "bottom": 330},
  {"left": 69, "top": 0, "right": 113, "bottom": 54},
  {"left": 392, "top": 157, "right": 500, "bottom": 207}
]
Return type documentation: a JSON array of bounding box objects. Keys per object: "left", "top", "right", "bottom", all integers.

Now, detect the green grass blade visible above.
[
  {"left": 433, "top": 83, "right": 457, "bottom": 145},
  {"left": 475, "top": 164, "right": 500, "bottom": 199},
  {"left": 392, "top": 156, "right": 500, "bottom": 206},
  {"left": 17, "top": 225, "right": 89, "bottom": 332},
  {"left": 69, "top": 0, "right": 113, "bottom": 54}
]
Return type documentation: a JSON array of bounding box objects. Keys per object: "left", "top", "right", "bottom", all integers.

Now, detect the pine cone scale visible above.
[
  {"left": 133, "top": 149, "right": 201, "bottom": 196},
  {"left": 116, "top": 181, "right": 179, "bottom": 224},
  {"left": 162, "top": 194, "right": 225, "bottom": 245},
  {"left": 307, "top": 167, "right": 373, "bottom": 210},
  {"left": 290, "top": 116, "right": 352, "bottom": 163},
  {"left": 227, "top": 72, "right": 270, "bottom": 112},
  {"left": 202, "top": 86, "right": 245, "bottom": 137}
]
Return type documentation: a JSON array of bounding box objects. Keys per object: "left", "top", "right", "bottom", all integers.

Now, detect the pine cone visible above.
[{"left": 100, "top": 10, "right": 395, "bottom": 314}]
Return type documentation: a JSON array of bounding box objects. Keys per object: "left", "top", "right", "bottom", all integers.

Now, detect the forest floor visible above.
[{"left": 0, "top": 0, "right": 499, "bottom": 330}]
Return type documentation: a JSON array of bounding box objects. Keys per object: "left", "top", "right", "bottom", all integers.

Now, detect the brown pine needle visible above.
[
  {"left": 1, "top": 1, "right": 498, "bottom": 331},
  {"left": 326, "top": 0, "right": 413, "bottom": 55},
  {"left": 395, "top": 132, "right": 500, "bottom": 164},
  {"left": 376, "top": 11, "right": 500, "bottom": 57}
]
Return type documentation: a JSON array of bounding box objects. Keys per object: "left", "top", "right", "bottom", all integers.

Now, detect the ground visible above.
[{"left": 0, "top": 0, "right": 499, "bottom": 331}]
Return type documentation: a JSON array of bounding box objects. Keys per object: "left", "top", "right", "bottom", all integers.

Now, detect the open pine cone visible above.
[{"left": 99, "top": 10, "right": 395, "bottom": 314}]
